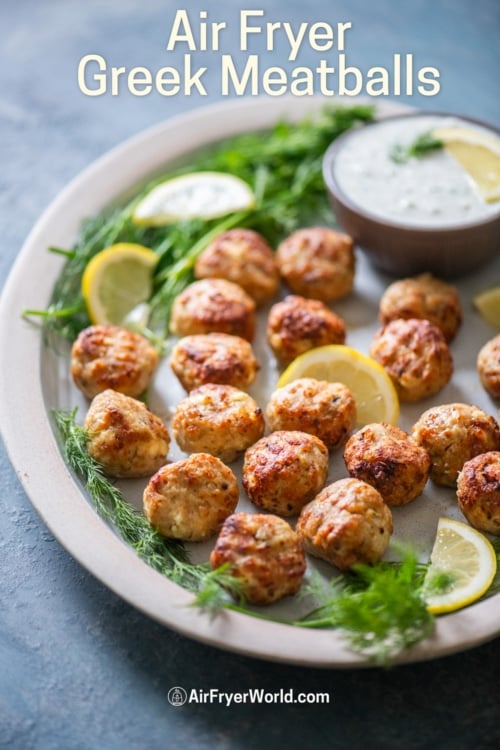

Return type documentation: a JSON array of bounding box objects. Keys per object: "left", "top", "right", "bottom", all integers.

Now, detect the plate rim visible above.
[{"left": 1, "top": 94, "right": 499, "bottom": 668}]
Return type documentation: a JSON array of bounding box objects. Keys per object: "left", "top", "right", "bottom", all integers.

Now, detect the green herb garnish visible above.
[
  {"left": 26, "top": 104, "right": 374, "bottom": 343},
  {"left": 390, "top": 130, "right": 443, "bottom": 164}
]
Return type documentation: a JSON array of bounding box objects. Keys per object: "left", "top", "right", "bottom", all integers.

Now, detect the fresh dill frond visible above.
[{"left": 390, "top": 130, "right": 443, "bottom": 164}]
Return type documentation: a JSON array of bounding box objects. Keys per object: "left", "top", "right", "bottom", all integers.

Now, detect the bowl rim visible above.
[{"left": 322, "top": 110, "right": 500, "bottom": 234}]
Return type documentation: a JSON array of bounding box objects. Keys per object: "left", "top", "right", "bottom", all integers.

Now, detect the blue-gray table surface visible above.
[{"left": 1, "top": 2, "right": 499, "bottom": 748}]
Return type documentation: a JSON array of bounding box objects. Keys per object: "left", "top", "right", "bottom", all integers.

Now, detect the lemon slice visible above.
[
  {"left": 473, "top": 286, "right": 500, "bottom": 329},
  {"left": 277, "top": 345, "right": 400, "bottom": 426},
  {"left": 423, "top": 517, "right": 497, "bottom": 615},
  {"left": 432, "top": 126, "right": 500, "bottom": 202},
  {"left": 82, "top": 243, "right": 158, "bottom": 326},
  {"left": 132, "top": 171, "right": 255, "bottom": 227}
]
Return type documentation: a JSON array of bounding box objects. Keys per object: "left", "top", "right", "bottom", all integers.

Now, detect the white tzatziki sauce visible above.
[{"left": 332, "top": 115, "right": 500, "bottom": 227}]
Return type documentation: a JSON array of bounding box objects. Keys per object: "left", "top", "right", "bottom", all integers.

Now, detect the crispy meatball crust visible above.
[
  {"left": 379, "top": 273, "right": 462, "bottom": 342},
  {"left": 143, "top": 453, "right": 239, "bottom": 541},
  {"left": 266, "top": 377, "right": 356, "bottom": 450},
  {"left": 194, "top": 228, "right": 279, "bottom": 305},
  {"left": 370, "top": 318, "right": 453, "bottom": 402},
  {"left": 477, "top": 335, "right": 500, "bottom": 399},
  {"left": 243, "top": 431, "right": 329, "bottom": 516},
  {"left": 210, "top": 512, "right": 306, "bottom": 604},
  {"left": 71, "top": 324, "right": 159, "bottom": 399},
  {"left": 457, "top": 451, "right": 500, "bottom": 535},
  {"left": 344, "top": 422, "right": 430, "bottom": 506},
  {"left": 412, "top": 403, "right": 500, "bottom": 487},
  {"left": 84, "top": 389, "right": 170, "bottom": 478},
  {"left": 170, "top": 278, "right": 256, "bottom": 341},
  {"left": 267, "top": 295, "right": 347, "bottom": 367},
  {"left": 276, "top": 227, "right": 355, "bottom": 303},
  {"left": 296, "top": 478, "right": 393, "bottom": 571},
  {"left": 170, "top": 333, "right": 259, "bottom": 392},
  {"left": 172, "top": 383, "right": 265, "bottom": 463}
]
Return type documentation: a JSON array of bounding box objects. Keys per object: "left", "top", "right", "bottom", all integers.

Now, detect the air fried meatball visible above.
[
  {"left": 266, "top": 377, "right": 356, "bottom": 450},
  {"left": 296, "top": 478, "right": 393, "bottom": 571},
  {"left": 457, "top": 451, "right": 500, "bottom": 535},
  {"left": 71, "top": 324, "right": 159, "bottom": 399},
  {"left": 194, "top": 228, "right": 279, "bottom": 305},
  {"left": 170, "top": 333, "right": 259, "bottom": 392},
  {"left": 477, "top": 335, "right": 500, "bottom": 399},
  {"left": 276, "top": 227, "right": 355, "bottom": 303},
  {"left": 170, "top": 278, "right": 256, "bottom": 341},
  {"left": 370, "top": 318, "right": 453, "bottom": 402},
  {"left": 379, "top": 273, "right": 462, "bottom": 342},
  {"left": 344, "top": 422, "right": 430, "bottom": 506},
  {"left": 84, "top": 389, "right": 169, "bottom": 478},
  {"left": 172, "top": 383, "right": 265, "bottom": 463},
  {"left": 267, "top": 295, "right": 346, "bottom": 367},
  {"left": 412, "top": 403, "right": 500, "bottom": 487},
  {"left": 210, "top": 512, "right": 306, "bottom": 604},
  {"left": 243, "top": 431, "right": 329, "bottom": 516},
  {"left": 143, "top": 453, "right": 239, "bottom": 541}
]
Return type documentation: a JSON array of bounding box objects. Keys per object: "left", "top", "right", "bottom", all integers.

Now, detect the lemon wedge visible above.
[
  {"left": 423, "top": 517, "right": 497, "bottom": 615},
  {"left": 432, "top": 126, "right": 500, "bottom": 202},
  {"left": 473, "top": 286, "right": 500, "bottom": 329},
  {"left": 82, "top": 243, "right": 158, "bottom": 326},
  {"left": 132, "top": 172, "right": 255, "bottom": 227},
  {"left": 277, "top": 345, "right": 400, "bottom": 427}
]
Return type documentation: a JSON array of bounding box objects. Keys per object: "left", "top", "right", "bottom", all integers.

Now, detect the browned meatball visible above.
[
  {"left": 242, "top": 431, "right": 329, "bottom": 516},
  {"left": 267, "top": 295, "right": 346, "bottom": 367},
  {"left": 477, "top": 335, "right": 500, "bottom": 399},
  {"left": 84, "top": 389, "right": 170, "bottom": 478},
  {"left": 276, "top": 227, "right": 355, "bottom": 303},
  {"left": 172, "top": 383, "right": 265, "bottom": 463},
  {"left": 457, "top": 451, "right": 500, "bottom": 535},
  {"left": 71, "top": 324, "right": 159, "bottom": 399},
  {"left": 143, "top": 453, "right": 239, "bottom": 541},
  {"left": 412, "top": 403, "right": 500, "bottom": 487},
  {"left": 296, "top": 478, "right": 393, "bottom": 571},
  {"left": 170, "top": 333, "right": 259, "bottom": 392},
  {"left": 344, "top": 422, "right": 430, "bottom": 506},
  {"left": 170, "top": 278, "right": 256, "bottom": 341},
  {"left": 266, "top": 377, "right": 356, "bottom": 450},
  {"left": 379, "top": 273, "right": 462, "bottom": 342},
  {"left": 210, "top": 512, "right": 306, "bottom": 604},
  {"left": 370, "top": 318, "right": 453, "bottom": 402},
  {"left": 194, "top": 228, "right": 279, "bottom": 305}
]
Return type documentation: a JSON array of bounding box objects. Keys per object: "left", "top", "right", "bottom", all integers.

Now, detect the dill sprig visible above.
[
  {"left": 390, "top": 130, "right": 443, "bottom": 164},
  {"left": 27, "top": 104, "right": 374, "bottom": 343}
]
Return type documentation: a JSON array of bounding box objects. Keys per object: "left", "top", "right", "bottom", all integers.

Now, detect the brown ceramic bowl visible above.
[{"left": 323, "top": 112, "right": 500, "bottom": 278}]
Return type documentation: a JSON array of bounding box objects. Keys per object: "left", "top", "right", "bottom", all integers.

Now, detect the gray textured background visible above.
[{"left": 1, "top": 1, "right": 499, "bottom": 748}]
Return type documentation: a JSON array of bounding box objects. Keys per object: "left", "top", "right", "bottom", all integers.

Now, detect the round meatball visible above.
[
  {"left": 266, "top": 377, "right": 356, "bottom": 450},
  {"left": 84, "top": 389, "right": 170, "bottom": 478},
  {"left": 370, "top": 318, "right": 453, "bottom": 402},
  {"left": 170, "top": 278, "right": 256, "bottom": 341},
  {"left": 194, "top": 228, "right": 279, "bottom": 305},
  {"left": 412, "top": 403, "right": 500, "bottom": 487},
  {"left": 71, "top": 324, "right": 159, "bottom": 399},
  {"left": 477, "top": 335, "right": 500, "bottom": 399},
  {"left": 379, "top": 273, "right": 462, "bottom": 342},
  {"left": 344, "top": 422, "right": 430, "bottom": 506},
  {"left": 457, "top": 451, "right": 500, "bottom": 535},
  {"left": 243, "top": 431, "right": 329, "bottom": 516},
  {"left": 172, "top": 383, "right": 265, "bottom": 463},
  {"left": 170, "top": 333, "right": 259, "bottom": 392},
  {"left": 296, "top": 478, "right": 393, "bottom": 571},
  {"left": 267, "top": 295, "right": 346, "bottom": 367},
  {"left": 210, "top": 513, "right": 306, "bottom": 604},
  {"left": 276, "top": 227, "right": 355, "bottom": 303},
  {"left": 143, "top": 454, "right": 238, "bottom": 541}
]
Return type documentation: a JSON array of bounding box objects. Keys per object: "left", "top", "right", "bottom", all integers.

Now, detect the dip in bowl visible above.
[{"left": 323, "top": 112, "right": 500, "bottom": 277}]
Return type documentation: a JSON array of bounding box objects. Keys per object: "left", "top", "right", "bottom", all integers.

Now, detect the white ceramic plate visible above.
[{"left": 1, "top": 96, "right": 499, "bottom": 668}]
